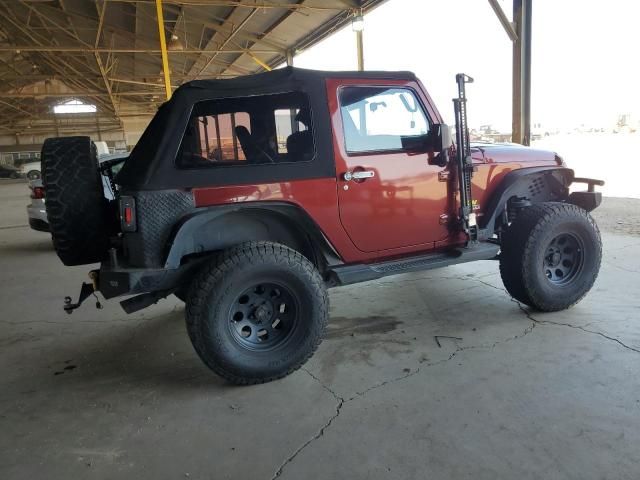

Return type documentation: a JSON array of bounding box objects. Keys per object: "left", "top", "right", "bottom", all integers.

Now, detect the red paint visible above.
[
  {"left": 193, "top": 76, "right": 558, "bottom": 264},
  {"left": 325, "top": 78, "right": 450, "bottom": 253}
]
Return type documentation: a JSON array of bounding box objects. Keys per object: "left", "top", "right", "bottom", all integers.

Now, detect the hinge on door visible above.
[{"left": 438, "top": 170, "right": 450, "bottom": 182}]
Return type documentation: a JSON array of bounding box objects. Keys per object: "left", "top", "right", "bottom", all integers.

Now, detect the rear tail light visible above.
[
  {"left": 119, "top": 196, "right": 137, "bottom": 232},
  {"left": 30, "top": 186, "right": 45, "bottom": 199}
]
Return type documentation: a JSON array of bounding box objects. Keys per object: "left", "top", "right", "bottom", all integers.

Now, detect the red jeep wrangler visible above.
[{"left": 41, "top": 67, "right": 603, "bottom": 384}]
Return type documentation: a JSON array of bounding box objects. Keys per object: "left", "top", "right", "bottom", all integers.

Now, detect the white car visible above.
[
  {"left": 21, "top": 141, "right": 112, "bottom": 180},
  {"left": 27, "top": 152, "right": 127, "bottom": 233},
  {"left": 21, "top": 161, "right": 42, "bottom": 180}
]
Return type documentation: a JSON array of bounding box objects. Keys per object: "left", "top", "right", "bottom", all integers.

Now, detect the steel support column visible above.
[
  {"left": 522, "top": 0, "right": 532, "bottom": 146},
  {"left": 155, "top": 0, "right": 172, "bottom": 100},
  {"left": 512, "top": 0, "right": 532, "bottom": 145},
  {"left": 356, "top": 30, "right": 364, "bottom": 71}
]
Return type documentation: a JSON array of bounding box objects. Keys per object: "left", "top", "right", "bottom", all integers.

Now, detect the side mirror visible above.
[
  {"left": 428, "top": 123, "right": 452, "bottom": 152},
  {"left": 428, "top": 123, "right": 451, "bottom": 167}
]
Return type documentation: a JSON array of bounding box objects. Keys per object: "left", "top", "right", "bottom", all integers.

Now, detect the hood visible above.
[{"left": 471, "top": 142, "right": 558, "bottom": 164}]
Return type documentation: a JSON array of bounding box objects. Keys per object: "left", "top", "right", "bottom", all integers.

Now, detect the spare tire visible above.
[{"left": 42, "top": 136, "right": 110, "bottom": 266}]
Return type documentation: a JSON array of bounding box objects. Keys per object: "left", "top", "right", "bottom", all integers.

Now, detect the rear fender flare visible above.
[
  {"left": 480, "top": 166, "right": 574, "bottom": 235},
  {"left": 164, "top": 202, "right": 341, "bottom": 270}
]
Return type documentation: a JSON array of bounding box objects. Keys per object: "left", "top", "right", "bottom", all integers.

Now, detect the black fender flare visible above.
[
  {"left": 479, "top": 166, "right": 574, "bottom": 236},
  {"left": 163, "top": 202, "right": 341, "bottom": 270}
]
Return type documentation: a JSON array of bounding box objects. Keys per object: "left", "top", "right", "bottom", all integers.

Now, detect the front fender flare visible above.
[{"left": 479, "top": 166, "right": 574, "bottom": 237}]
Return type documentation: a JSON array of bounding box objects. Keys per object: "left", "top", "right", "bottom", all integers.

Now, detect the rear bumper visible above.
[
  {"left": 27, "top": 204, "right": 49, "bottom": 232},
  {"left": 28, "top": 218, "right": 50, "bottom": 232},
  {"left": 97, "top": 256, "right": 206, "bottom": 299}
]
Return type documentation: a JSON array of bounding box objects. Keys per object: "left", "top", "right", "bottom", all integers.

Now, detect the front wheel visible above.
[
  {"left": 185, "top": 242, "right": 328, "bottom": 385},
  {"left": 500, "top": 202, "right": 602, "bottom": 311}
]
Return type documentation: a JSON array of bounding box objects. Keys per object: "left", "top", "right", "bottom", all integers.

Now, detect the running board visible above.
[{"left": 330, "top": 242, "right": 500, "bottom": 286}]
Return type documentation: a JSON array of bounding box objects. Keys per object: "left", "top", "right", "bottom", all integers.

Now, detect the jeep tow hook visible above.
[{"left": 63, "top": 271, "right": 103, "bottom": 314}]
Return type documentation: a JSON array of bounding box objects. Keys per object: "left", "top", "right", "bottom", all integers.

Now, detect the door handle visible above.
[{"left": 343, "top": 170, "right": 375, "bottom": 181}]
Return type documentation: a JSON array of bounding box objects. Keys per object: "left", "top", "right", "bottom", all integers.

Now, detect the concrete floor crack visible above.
[
  {"left": 271, "top": 369, "right": 345, "bottom": 480},
  {"left": 270, "top": 308, "right": 540, "bottom": 479},
  {"left": 514, "top": 300, "right": 640, "bottom": 354},
  {"left": 348, "top": 367, "right": 421, "bottom": 401}
]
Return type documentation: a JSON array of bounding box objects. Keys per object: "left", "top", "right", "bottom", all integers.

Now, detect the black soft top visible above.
[{"left": 117, "top": 66, "right": 417, "bottom": 190}]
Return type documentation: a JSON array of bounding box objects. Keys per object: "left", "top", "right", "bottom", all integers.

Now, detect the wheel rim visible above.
[
  {"left": 543, "top": 233, "right": 584, "bottom": 285},
  {"left": 227, "top": 282, "right": 299, "bottom": 351}
]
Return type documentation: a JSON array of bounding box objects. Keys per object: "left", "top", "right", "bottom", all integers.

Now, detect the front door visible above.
[{"left": 330, "top": 82, "right": 450, "bottom": 253}]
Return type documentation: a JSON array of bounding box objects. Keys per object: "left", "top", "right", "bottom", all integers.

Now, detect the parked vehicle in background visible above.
[
  {"left": 27, "top": 180, "right": 48, "bottom": 232},
  {"left": 40, "top": 67, "right": 604, "bottom": 385},
  {"left": 26, "top": 153, "right": 126, "bottom": 233},
  {"left": 20, "top": 140, "right": 111, "bottom": 181},
  {"left": 21, "top": 161, "right": 42, "bottom": 180},
  {"left": 0, "top": 163, "right": 21, "bottom": 179}
]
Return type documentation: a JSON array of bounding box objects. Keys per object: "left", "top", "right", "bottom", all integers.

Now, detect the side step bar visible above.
[{"left": 330, "top": 242, "right": 500, "bottom": 286}]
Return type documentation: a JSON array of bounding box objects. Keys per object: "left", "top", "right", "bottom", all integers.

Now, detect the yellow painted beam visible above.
[
  {"left": 247, "top": 51, "right": 272, "bottom": 71},
  {"left": 155, "top": 0, "right": 172, "bottom": 100}
]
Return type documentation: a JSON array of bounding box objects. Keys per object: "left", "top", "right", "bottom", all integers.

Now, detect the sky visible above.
[{"left": 293, "top": 0, "right": 640, "bottom": 132}]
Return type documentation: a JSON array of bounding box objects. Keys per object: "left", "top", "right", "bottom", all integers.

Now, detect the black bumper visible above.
[
  {"left": 569, "top": 191, "right": 602, "bottom": 212},
  {"left": 28, "top": 218, "right": 50, "bottom": 232},
  {"left": 98, "top": 258, "right": 205, "bottom": 299},
  {"left": 569, "top": 177, "right": 604, "bottom": 212}
]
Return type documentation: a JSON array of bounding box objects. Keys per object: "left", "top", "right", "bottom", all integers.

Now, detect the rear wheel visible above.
[
  {"left": 27, "top": 170, "right": 41, "bottom": 180},
  {"left": 42, "top": 136, "right": 110, "bottom": 266},
  {"left": 186, "top": 242, "right": 328, "bottom": 385},
  {"left": 500, "top": 202, "right": 602, "bottom": 311}
]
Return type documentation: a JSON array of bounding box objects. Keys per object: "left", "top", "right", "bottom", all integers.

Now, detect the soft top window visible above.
[
  {"left": 177, "top": 91, "right": 314, "bottom": 169},
  {"left": 339, "top": 86, "right": 430, "bottom": 154}
]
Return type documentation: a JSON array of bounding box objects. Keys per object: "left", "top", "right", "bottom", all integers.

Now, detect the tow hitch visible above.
[{"left": 63, "top": 271, "right": 103, "bottom": 314}]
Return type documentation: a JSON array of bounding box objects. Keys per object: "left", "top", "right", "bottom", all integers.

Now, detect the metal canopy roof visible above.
[{"left": 0, "top": 0, "right": 387, "bottom": 137}]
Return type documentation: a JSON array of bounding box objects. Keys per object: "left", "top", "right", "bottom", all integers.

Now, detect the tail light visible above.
[
  {"left": 119, "top": 196, "right": 137, "bottom": 232},
  {"left": 30, "top": 186, "right": 45, "bottom": 199}
]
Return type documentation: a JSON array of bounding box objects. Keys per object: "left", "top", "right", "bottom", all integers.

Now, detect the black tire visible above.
[
  {"left": 27, "top": 170, "right": 41, "bottom": 180},
  {"left": 10, "top": 171, "right": 20, "bottom": 179},
  {"left": 500, "top": 202, "right": 602, "bottom": 311},
  {"left": 174, "top": 286, "right": 188, "bottom": 302},
  {"left": 186, "top": 242, "right": 328, "bottom": 385},
  {"left": 41, "top": 136, "right": 110, "bottom": 266}
]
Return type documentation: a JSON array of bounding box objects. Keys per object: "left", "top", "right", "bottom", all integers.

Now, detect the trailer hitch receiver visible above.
[{"left": 63, "top": 271, "right": 102, "bottom": 314}]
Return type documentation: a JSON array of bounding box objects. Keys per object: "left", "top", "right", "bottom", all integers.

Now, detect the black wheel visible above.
[
  {"left": 500, "top": 202, "right": 602, "bottom": 311},
  {"left": 27, "top": 170, "right": 41, "bottom": 180},
  {"left": 41, "top": 136, "right": 110, "bottom": 266},
  {"left": 186, "top": 242, "right": 328, "bottom": 385},
  {"left": 10, "top": 171, "right": 20, "bottom": 179}
]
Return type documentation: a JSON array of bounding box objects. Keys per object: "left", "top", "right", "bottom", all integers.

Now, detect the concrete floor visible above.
[{"left": 1, "top": 179, "right": 639, "bottom": 479}]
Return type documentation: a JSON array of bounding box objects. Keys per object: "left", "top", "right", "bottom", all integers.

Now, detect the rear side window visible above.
[
  {"left": 196, "top": 112, "right": 250, "bottom": 162},
  {"left": 177, "top": 92, "right": 313, "bottom": 168},
  {"left": 274, "top": 109, "right": 308, "bottom": 154},
  {"left": 339, "top": 87, "right": 429, "bottom": 154}
]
